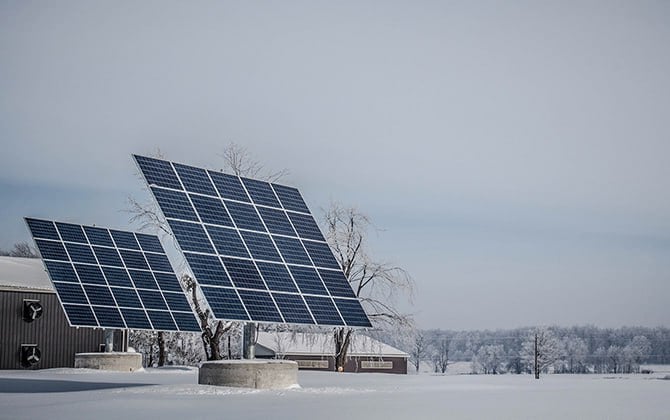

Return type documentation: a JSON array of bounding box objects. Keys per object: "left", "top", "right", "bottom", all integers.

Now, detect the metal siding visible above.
[{"left": 1, "top": 290, "right": 116, "bottom": 369}]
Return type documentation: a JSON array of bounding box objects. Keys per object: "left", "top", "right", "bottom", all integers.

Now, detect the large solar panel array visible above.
[
  {"left": 134, "top": 155, "right": 372, "bottom": 328},
  {"left": 25, "top": 218, "right": 201, "bottom": 332}
]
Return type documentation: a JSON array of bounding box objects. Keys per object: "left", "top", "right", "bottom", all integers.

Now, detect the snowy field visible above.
[{"left": 1, "top": 366, "right": 668, "bottom": 420}]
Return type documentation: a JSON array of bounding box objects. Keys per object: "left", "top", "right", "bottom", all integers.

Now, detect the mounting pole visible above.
[
  {"left": 104, "top": 329, "right": 114, "bottom": 353},
  {"left": 242, "top": 322, "right": 256, "bottom": 359}
]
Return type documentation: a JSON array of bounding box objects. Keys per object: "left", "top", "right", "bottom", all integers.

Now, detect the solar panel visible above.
[
  {"left": 134, "top": 155, "right": 372, "bottom": 328},
  {"left": 25, "top": 217, "right": 201, "bottom": 332}
]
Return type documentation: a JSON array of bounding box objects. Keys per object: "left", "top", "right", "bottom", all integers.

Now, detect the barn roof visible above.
[
  {"left": 256, "top": 332, "right": 408, "bottom": 357},
  {"left": 0, "top": 257, "right": 53, "bottom": 292}
]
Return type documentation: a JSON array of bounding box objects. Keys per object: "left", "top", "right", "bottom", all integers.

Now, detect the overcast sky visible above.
[{"left": 1, "top": 1, "right": 668, "bottom": 330}]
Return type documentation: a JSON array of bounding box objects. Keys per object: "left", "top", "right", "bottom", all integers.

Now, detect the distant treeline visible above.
[{"left": 389, "top": 326, "right": 670, "bottom": 374}]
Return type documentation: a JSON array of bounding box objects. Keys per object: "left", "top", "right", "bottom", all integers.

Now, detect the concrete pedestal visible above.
[
  {"left": 74, "top": 352, "right": 142, "bottom": 372},
  {"left": 199, "top": 360, "right": 298, "bottom": 389}
]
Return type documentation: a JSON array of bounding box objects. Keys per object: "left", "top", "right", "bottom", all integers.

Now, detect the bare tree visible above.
[
  {"left": 521, "top": 327, "right": 562, "bottom": 379},
  {"left": 411, "top": 332, "right": 426, "bottom": 372},
  {"left": 125, "top": 143, "right": 286, "bottom": 361},
  {"left": 431, "top": 337, "right": 449, "bottom": 373},
  {"left": 7, "top": 242, "right": 39, "bottom": 258},
  {"left": 325, "top": 204, "right": 414, "bottom": 371}
]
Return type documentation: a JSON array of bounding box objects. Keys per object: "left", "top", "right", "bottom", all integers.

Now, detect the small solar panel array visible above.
[
  {"left": 134, "top": 155, "right": 372, "bottom": 328},
  {"left": 25, "top": 218, "right": 201, "bottom": 332}
]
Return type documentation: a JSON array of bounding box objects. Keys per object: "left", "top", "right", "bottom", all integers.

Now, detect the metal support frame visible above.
[{"left": 242, "top": 322, "right": 257, "bottom": 359}]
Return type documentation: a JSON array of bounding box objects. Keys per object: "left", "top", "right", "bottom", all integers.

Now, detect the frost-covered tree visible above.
[
  {"left": 562, "top": 337, "right": 588, "bottom": 373},
  {"left": 622, "top": 335, "right": 651, "bottom": 373},
  {"left": 521, "top": 327, "right": 562, "bottom": 379},
  {"left": 430, "top": 337, "right": 449, "bottom": 374},
  {"left": 410, "top": 332, "right": 426, "bottom": 372},
  {"left": 324, "top": 204, "right": 414, "bottom": 372},
  {"left": 472, "top": 345, "right": 506, "bottom": 374}
]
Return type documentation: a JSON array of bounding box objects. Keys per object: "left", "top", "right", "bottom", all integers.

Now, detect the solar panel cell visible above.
[
  {"left": 237, "top": 290, "right": 283, "bottom": 322},
  {"left": 119, "top": 249, "right": 150, "bottom": 270},
  {"left": 147, "top": 311, "right": 177, "bottom": 330},
  {"left": 241, "top": 178, "right": 281, "bottom": 208},
  {"left": 240, "top": 231, "right": 282, "bottom": 262},
  {"left": 287, "top": 212, "right": 325, "bottom": 241},
  {"left": 134, "top": 155, "right": 182, "bottom": 190},
  {"left": 273, "top": 236, "right": 312, "bottom": 265},
  {"left": 120, "top": 308, "right": 152, "bottom": 329},
  {"left": 128, "top": 270, "right": 159, "bottom": 290},
  {"left": 271, "top": 184, "right": 311, "bottom": 213},
  {"left": 163, "top": 292, "right": 192, "bottom": 312},
  {"left": 255, "top": 261, "right": 298, "bottom": 293},
  {"left": 302, "top": 240, "right": 341, "bottom": 270},
  {"left": 333, "top": 298, "right": 373, "bottom": 327},
  {"left": 317, "top": 269, "right": 356, "bottom": 298},
  {"left": 82, "top": 285, "right": 114, "bottom": 306},
  {"left": 183, "top": 253, "right": 232, "bottom": 287},
  {"left": 272, "top": 293, "right": 314, "bottom": 324},
  {"left": 225, "top": 201, "right": 266, "bottom": 232},
  {"left": 257, "top": 207, "right": 296, "bottom": 236},
  {"left": 110, "top": 287, "right": 143, "bottom": 308},
  {"left": 55, "top": 222, "right": 88, "bottom": 243},
  {"left": 135, "top": 234, "right": 165, "bottom": 253},
  {"left": 288, "top": 266, "right": 328, "bottom": 295},
  {"left": 63, "top": 304, "right": 97, "bottom": 326},
  {"left": 201, "top": 287, "right": 249, "bottom": 320},
  {"left": 172, "top": 312, "right": 201, "bottom": 331},
  {"left": 173, "top": 163, "right": 218, "bottom": 196},
  {"left": 167, "top": 220, "right": 215, "bottom": 253},
  {"left": 101, "top": 267, "right": 134, "bottom": 288},
  {"left": 93, "top": 306, "right": 126, "bottom": 328},
  {"left": 151, "top": 187, "right": 199, "bottom": 222},
  {"left": 84, "top": 226, "right": 115, "bottom": 247},
  {"left": 304, "top": 296, "right": 344, "bottom": 325},
  {"left": 206, "top": 225, "right": 250, "bottom": 258},
  {"left": 53, "top": 282, "right": 87, "bottom": 304},
  {"left": 221, "top": 257, "right": 266, "bottom": 290},
  {"left": 110, "top": 230, "right": 141, "bottom": 250},
  {"left": 190, "top": 194, "right": 234, "bottom": 227},
  {"left": 44, "top": 261, "right": 78, "bottom": 282},
  {"left": 144, "top": 252, "right": 174, "bottom": 273},
  {"left": 25, "top": 218, "right": 60, "bottom": 240},
  {"left": 73, "top": 264, "right": 107, "bottom": 285},
  {"left": 208, "top": 171, "right": 250, "bottom": 202},
  {"left": 92, "top": 246, "right": 124, "bottom": 267},
  {"left": 137, "top": 289, "right": 168, "bottom": 310},
  {"left": 64, "top": 243, "right": 97, "bottom": 264},
  {"left": 35, "top": 240, "right": 69, "bottom": 261}
]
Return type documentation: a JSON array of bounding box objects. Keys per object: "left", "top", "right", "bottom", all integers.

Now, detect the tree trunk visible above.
[
  {"left": 157, "top": 331, "right": 166, "bottom": 367},
  {"left": 534, "top": 333, "right": 540, "bottom": 379},
  {"left": 334, "top": 328, "right": 352, "bottom": 372}
]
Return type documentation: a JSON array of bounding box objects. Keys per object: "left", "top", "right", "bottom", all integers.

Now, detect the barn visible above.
[
  {"left": 255, "top": 332, "right": 408, "bottom": 374},
  {"left": 0, "top": 256, "right": 122, "bottom": 370}
]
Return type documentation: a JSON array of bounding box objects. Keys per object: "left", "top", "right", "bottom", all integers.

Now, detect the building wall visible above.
[
  {"left": 266, "top": 354, "right": 407, "bottom": 374},
  {"left": 0, "top": 289, "right": 119, "bottom": 369}
]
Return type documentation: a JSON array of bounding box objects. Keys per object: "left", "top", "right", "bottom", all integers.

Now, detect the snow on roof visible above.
[
  {"left": 0, "top": 256, "right": 53, "bottom": 292},
  {"left": 256, "top": 332, "right": 408, "bottom": 357}
]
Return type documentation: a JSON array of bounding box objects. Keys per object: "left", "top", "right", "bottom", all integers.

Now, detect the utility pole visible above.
[
  {"left": 242, "top": 322, "right": 256, "bottom": 359},
  {"left": 534, "top": 333, "right": 539, "bottom": 379}
]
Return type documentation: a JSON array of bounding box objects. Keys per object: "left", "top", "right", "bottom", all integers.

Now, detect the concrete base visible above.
[
  {"left": 199, "top": 360, "right": 299, "bottom": 389},
  {"left": 74, "top": 352, "right": 142, "bottom": 372}
]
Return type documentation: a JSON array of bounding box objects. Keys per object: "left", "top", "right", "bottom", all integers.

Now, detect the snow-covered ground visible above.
[{"left": 0, "top": 367, "right": 668, "bottom": 420}]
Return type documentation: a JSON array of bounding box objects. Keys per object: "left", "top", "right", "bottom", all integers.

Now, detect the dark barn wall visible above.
[{"left": 0, "top": 289, "right": 115, "bottom": 369}]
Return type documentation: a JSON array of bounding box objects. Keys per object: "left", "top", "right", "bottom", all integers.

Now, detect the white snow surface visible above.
[
  {"left": 0, "top": 256, "right": 52, "bottom": 291},
  {"left": 0, "top": 367, "right": 668, "bottom": 419}
]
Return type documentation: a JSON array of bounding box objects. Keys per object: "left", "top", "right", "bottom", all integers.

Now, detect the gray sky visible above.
[{"left": 1, "top": 1, "right": 669, "bottom": 330}]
